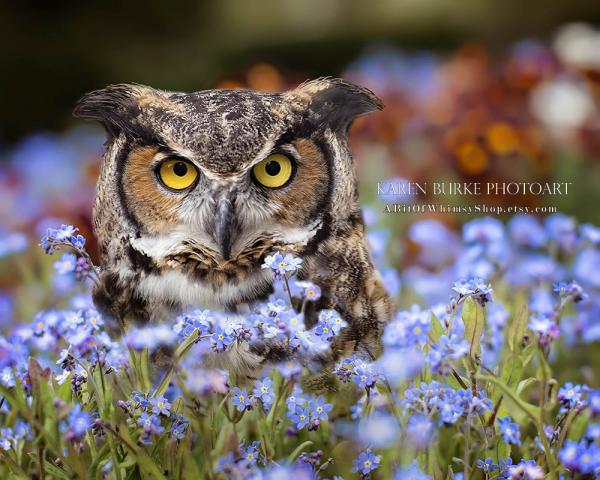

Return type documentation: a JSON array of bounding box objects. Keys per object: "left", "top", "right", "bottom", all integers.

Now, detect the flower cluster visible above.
[
  {"left": 0, "top": 206, "right": 597, "bottom": 478},
  {"left": 118, "top": 392, "right": 190, "bottom": 444},
  {"left": 402, "top": 381, "right": 492, "bottom": 425},
  {"left": 286, "top": 388, "right": 333, "bottom": 432}
]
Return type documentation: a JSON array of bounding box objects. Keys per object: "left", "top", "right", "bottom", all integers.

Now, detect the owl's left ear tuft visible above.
[
  {"left": 73, "top": 84, "right": 144, "bottom": 138},
  {"left": 290, "top": 77, "right": 384, "bottom": 132}
]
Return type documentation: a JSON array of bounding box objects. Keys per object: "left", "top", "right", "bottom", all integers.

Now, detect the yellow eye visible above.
[
  {"left": 252, "top": 154, "right": 294, "bottom": 189},
  {"left": 158, "top": 159, "right": 198, "bottom": 191}
]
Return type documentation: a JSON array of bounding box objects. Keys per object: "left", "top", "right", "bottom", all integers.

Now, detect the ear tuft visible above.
[
  {"left": 73, "top": 84, "right": 142, "bottom": 137},
  {"left": 290, "top": 77, "right": 383, "bottom": 131}
]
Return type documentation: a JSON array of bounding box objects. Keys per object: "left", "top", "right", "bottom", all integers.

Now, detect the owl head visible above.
[{"left": 74, "top": 78, "right": 382, "bottom": 315}]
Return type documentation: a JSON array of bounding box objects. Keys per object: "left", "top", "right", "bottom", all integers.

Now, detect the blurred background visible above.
[{"left": 2, "top": 0, "right": 600, "bottom": 263}]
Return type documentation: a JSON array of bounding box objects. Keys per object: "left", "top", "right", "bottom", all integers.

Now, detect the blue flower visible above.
[
  {"left": 558, "top": 382, "right": 588, "bottom": 411},
  {"left": 318, "top": 310, "right": 347, "bottom": 335},
  {"left": 240, "top": 440, "right": 261, "bottom": 466},
  {"left": 357, "top": 411, "right": 400, "bottom": 448},
  {"left": 211, "top": 326, "right": 235, "bottom": 352},
  {"left": 508, "top": 214, "right": 547, "bottom": 248},
  {"left": 406, "top": 414, "right": 434, "bottom": 449},
  {"left": 132, "top": 391, "right": 151, "bottom": 409},
  {"left": 137, "top": 412, "right": 164, "bottom": 443},
  {"left": 497, "top": 416, "right": 521, "bottom": 445},
  {"left": 476, "top": 457, "right": 499, "bottom": 473},
  {"left": 71, "top": 234, "right": 86, "bottom": 250},
  {"left": 308, "top": 396, "right": 332, "bottom": 422},
  {"left": 184, "top": 369, "right": 228, "bottom": 396},
  {"left": 125, "top": 325, "right": 177, "bottom": 351},
  {"left": 553, "top": 281, "right": 588, "bottom": 303},
  {"left": 589, "top": 389, "right": 600, "bottom": 416},
  {"left": 295, "top": 281, "right": 321, "bottom": 301},
  {"left": 0, "top": 367, "right": 15, "bottom": 387},
  {"left": 581, "top": 223, "right": 600, "bottom": 244},
  {"left": 314, "top": 320, "right": 334, "bottom": 341},
  {"left": 352, "top": 363, "right": 377, "bottom": 390},
  {"left": 393, "top": 462, "right": 431, "bottom": 479},
  {"left": 63, "top": 404, "right": 92, "bottom": 441},
  {"left": 40, "top": 224, "right": 84, "bottom": 255},
  {"left": 0, "top": 429, "right": 13, "bottom": 451},
  {"left": 175, "top": 310, "right": 212, "bottom": 340},
  {"left": 54, "top": 253, "right": 77, "bottom": 275},
  {"left": 545, "top": 213, "right": 577, "bottom": 253},
  {"left": 54, "top": 225, "right": 77, "bottom": 241},
  {"left": 0, "top": 232, "right": 27, "bottom": 258},
  {"left": 505, "top": 459, "right": 543, "bottom": 479},
  {"left": 169, "top": 414, "right": 189, "bottom": 440},
  {"left": 149, "top": 395, "right": 171, "bottom": 416},
  {"left": 253, "top": 378, "right": 275, "bottom": 410},
  {"left": 427, "top": 334, "right": 470, "bottom": 376},
  {"left": 529, "top": 315, "right": 560, "bottom": 345},
  {"left": 452, "top": 278, "right": 493, "bottom": 305},
  {"left": 384, "top": 305, "right": 430, "bottom": 348},
  {"left": 586, "top": 422, "right": 600, "bottom": 441},
  {"left": 577, "top": 442, "right": 600, "bottom": 475},
  {"left": 262, "top": 251, "right": 302, "bottom": 276},
  {"left": 463, "top": 217, "right": 505, "bottom": 244},
  {"left": 437, "top": 397, "right": 464, "bottom": 425},
  {"left": 352, "top": 449, "right": 380, "bottom": 475},
  {"left": 231, "top": 387, "right": 252, "bottom": 412},
  {"left": 559, "top": 440, "right": 580, "bottom": 471},
  {"left": 286, "top": 386, "right": 306, "bottom": 411},
  {"left": 289, "top": 406, "right": 310, "bottom": 430}
]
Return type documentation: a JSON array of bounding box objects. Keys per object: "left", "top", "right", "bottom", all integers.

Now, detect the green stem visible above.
[
  {"left": 152, "top": 332, "right": 208, "bottom": 397},
  {"left": 479, "top": 374, "right": 558, "bottom": 478}
]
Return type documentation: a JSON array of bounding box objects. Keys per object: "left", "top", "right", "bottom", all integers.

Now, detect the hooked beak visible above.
[{"left": 213, "top": 191, "right": 237, "bottom": 261}]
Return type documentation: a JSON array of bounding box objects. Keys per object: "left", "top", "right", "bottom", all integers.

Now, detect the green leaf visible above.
[
  {"left": 479, "top": 374, "right": 539, "bottom": 424},
  {"left": 569, "top": 413, "right": 588, "bottom": 440},
  {"left": 429, "top": 312, "right": 444, "bottom": 343},
  {"left": 521, "top": 342, "right": 536, "bottom": 367},
  {"left": 43, "top": 461, "right": 72, "bottom": 480},
  {"left": 507, "top": 304, "right": 528, "bottom": 353},
  {"left": 501, "top": 355, "right": 523, "bottom": 390},
  {"left": 462, "top": 297, "right": 484, "bottom": 357},
  {"left": 287, "top": 441, "right": 313, "bottom": 463},
  {"left": 495, "top": 441, "right": 511, "bottom": 465},
  {"left": 516, "top": 378, "right": 537, "bottom": 396},
  {"left": 536, "top": 349, "right": 552, "bottom": 381}
]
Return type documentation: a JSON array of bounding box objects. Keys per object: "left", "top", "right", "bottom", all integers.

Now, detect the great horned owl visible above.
[{"left": 74, "top": 78, "right": 392, "bottom": 366}]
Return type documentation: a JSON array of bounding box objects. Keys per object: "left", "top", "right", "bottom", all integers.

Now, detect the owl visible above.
[{"left": 74, "top": 78, "right": 392, "bottom": 371}]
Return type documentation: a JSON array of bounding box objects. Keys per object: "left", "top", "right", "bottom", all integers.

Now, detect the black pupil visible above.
[
  {"left": 265, "top": 160, "right": 281, "bottom": 176},
  {"left": 173, "top": 161, "right": 188, "bottom": 177}
]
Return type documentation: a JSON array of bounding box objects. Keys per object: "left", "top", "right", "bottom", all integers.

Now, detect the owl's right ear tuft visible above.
[
  {"left": 290, "top": 77, "right": 384, "bottom": 132},
  {"left": 73, "top": 84, "right": 142, "bottom": 137}
]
